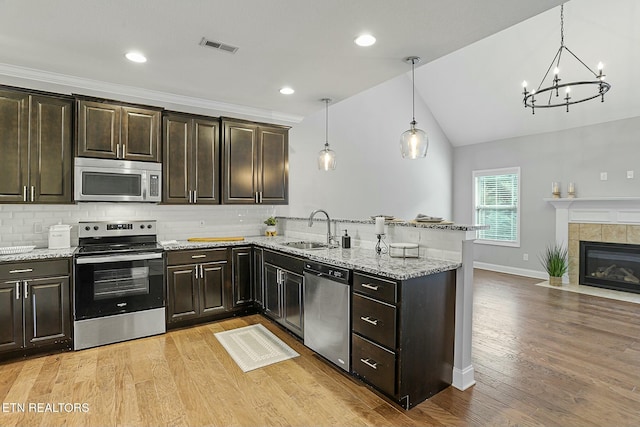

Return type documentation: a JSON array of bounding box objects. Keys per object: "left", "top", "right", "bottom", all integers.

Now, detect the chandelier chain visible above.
[{"left": 560, "top": 4, "right": 564, "bottom": 47}]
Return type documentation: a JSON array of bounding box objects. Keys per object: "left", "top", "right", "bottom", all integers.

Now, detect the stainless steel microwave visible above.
[{"left": 74, "top": 157, "right": 161, "bottom": 202}]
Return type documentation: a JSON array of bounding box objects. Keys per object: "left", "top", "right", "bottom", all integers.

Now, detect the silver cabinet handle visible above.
[
  {"left": 23, "top": 281, "right": 28, "bottom": 299},
  {"left": 199, "top": 264, "right": 204, "bottom": 278},
  {"left": 360, "top": 358, "right": 378, "bottom": 370},
  {"left": 15, "top": 282, "right": 20, "bottom": 300},
  {"left": 23, "top": 186, "right": 28, "bottom": 202},
  {"left": 361, "top": 283, "right": 379, "bottom": 291},
  {"left": 116, "top": 302, "right": 127, "bottom": 308},
  {"left": 121, "top": 143, "right": 125, "bottom": 158},
  {"left": 30, "top": 186, "right": 35, "bottom": 202},
  {"left": 193, "top": 190, "right": 197, "bottom": 204},
  {"left": 191, "top": 254, "right": 206, "bottom": 259},
  {"left": 116, "top": 143, "right": 120, "bottom": 158},
  {"left": 254, "top": 192, "right": 259, "bottom": 203},
  {"left": 189, "top": 190, "right": 193, "bottom": 203},
  {"left": 9, "top": 268, "right": 33, "bottom": 274},
  {"left": 360, "top": 316, "right": 379, "bottom": 326},
  {"left": 194, "top": 265, "right": 199, "bottom": 279}
]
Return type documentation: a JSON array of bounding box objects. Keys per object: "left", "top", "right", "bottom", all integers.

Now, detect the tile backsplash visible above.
[{"left": 0, "top": 203, "right": 284, "bottom": 248}]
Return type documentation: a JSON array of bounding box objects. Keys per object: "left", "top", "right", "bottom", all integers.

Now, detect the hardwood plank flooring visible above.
[{"left": 1, "top": 269, "right": 639, "bottom": 426}]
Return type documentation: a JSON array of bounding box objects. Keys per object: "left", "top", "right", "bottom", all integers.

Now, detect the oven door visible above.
[{"left": 74, "top": 252, "right": 164, "bottom": 320}]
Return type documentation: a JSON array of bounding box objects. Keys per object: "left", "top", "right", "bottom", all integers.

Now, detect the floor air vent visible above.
[{"left": 199, "top": 37, "right": 239, "bottom": 54}]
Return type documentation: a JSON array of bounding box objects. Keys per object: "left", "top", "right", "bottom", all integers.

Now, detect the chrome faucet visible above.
[{"left": 308, "top": 209, "right": 335, "bottom": 246}]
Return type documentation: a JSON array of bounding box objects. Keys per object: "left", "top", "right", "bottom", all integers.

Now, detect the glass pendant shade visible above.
[
  {"left": 400, "top": 121, "right": 428, "bottom": 159},
  {"left": 318, "top": 144, "right": 337, "bottom": 171}
]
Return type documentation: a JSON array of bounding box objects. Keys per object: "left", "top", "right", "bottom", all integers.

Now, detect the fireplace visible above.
[{"left": 580, "top": 241, "right": 640, "bottom": 294}]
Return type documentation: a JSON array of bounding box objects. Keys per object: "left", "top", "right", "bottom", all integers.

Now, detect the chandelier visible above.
[
  {"left": 400, "top": 56, "right": 428, "bottom": 159},
  {"left": 318, "top": 98, "right": 336, "bottom": 171},
  {"left": 521, "top": 4, "right": 611, "bottom": 114}
]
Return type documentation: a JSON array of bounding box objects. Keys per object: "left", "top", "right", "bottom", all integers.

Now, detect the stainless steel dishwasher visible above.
[{"left": 303, "top": 261, "right": 351, "bottom": 372}]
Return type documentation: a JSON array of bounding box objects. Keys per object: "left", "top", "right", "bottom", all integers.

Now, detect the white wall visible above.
[
  {"left": 453, "top": 115, "right": 640, "bottom": 275},
  {"left": 286, "top": 73, "right": 454, "bottom": 221}
]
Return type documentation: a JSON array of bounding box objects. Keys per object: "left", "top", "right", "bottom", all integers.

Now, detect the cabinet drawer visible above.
[
  {"left": 352, "top": 334, "right": 396, "bottom": 396},
  {"left": 352, "top": 293, "right": 396, "bottom": 349},
  {"left": 167, "top": 248, "right": 228, "bottom": 266},
  {"left": 353, "top": 272, "right": 396, "bottom": 304},
  {"left": 0, "top": 259, "right": 70, "bottom": 281}
]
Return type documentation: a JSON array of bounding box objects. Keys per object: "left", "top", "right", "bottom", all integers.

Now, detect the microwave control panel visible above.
[{"left": 149, "top": 175, "right": 159, "bottom": 197}]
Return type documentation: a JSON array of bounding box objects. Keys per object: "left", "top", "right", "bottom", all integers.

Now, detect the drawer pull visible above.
[
  {"left": 361, "top": 283, "right": 379, "bottom": 291},
  {"left": 360, "top": 358, "right": 378, "bottom": 370},
  {"left": 360, "top": 315, "right": 379, "bottom": 326},
  {"left": 191, "top": 255, "right": 207, "bottom": 259},
  {"left": 9, "top": 268, "right": 33, "bottom": 274}
]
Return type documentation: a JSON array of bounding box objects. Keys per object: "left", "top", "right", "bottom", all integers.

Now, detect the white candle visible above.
[
  {"left": 375, "top": 216, "right": 385, "bottom": 235},
  {"left": 552, "top": 182, "right": 560, "bottom": 193},
  {"left": 568, "top": 182, "right": 575, "bottom": 193}
]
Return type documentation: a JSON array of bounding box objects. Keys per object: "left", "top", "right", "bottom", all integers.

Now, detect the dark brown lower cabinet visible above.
[
  {"left": 231, "top": 246, "right": 253, "bottom": 307},
  {"left": 351, "top": 270, "right": 456, "bottom": 409},
  {"left": 262, "top": 250, "right": 304, "bottom": 338},
  {"left": 0, "top": 259, "right": 72, "bottom": 356},
  {"left": 166, "top": 248, "right": 229, "bottom": 324}
]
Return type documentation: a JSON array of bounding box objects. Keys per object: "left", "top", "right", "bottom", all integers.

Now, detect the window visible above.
[{"left": 473, "top": 167, "right": 520, "bottom": 246}]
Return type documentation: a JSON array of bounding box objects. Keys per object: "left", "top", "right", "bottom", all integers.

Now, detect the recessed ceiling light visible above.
[
  {"left": 354, "top": 34, "right": 376, "bottom": 47},
  {"left": 279, "top": 87, "right": 295, "bottom": 95},
  {"left": 125, "top": 51, "right": 147, "bottom": 63}
]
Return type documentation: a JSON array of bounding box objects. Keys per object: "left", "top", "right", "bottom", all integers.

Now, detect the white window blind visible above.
[{"left": 473, "top": 167, "right": 520, "bottom": 246}]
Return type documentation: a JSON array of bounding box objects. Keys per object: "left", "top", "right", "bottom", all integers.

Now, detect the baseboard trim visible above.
[
  {"left": 473, "top": 262, "right": 547, "bottom": 280},
  {"left": 452, "top": 365, "right": 476, "bottom": 391}
]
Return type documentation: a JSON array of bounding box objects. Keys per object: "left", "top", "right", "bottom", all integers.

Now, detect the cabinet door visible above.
[
  {"left": 232, "top": 247, "right": 252, "bottom": 307},
  {"left": 23, "top": 276, "right": 71, "bottom": 347},
  {"left": 0, "top": 89, "right": 29, "bottom": 203},
  {"left": 263, "top": 263, "right": 281, "bottom": 319},
  {"left": 0, "top": 282, "right": 23, "bottom": 352},
  {"left": 166, "top": 265, "right": 199, "bottom": 322},
  {"left": 253, "top": 248, "right": 264, "bottom": 307},
  {"left": 163, "top": 114, "right": 191, "bottom": 203},
  {"left": 76, "top": 100, "right": 120, "bottom": 158},
  {"left": 259, "top": 126, "right": 288, "bottom": 204},
  {"left": 30, "top": 95, "right": 73, "bottom": 203},
  {"left": 222, "top": 121, "right": 258, "bottom": 204},
  {"left": 121, "top": 106, "right": 161, "bottom": 162},
  {"left": 282, "top": 271, "right": 303, "bottom": 337},
  {"left": 192, "top": 118, "right": 219, "bottom": 204},
  {"left": 200, "top": 261, "right": 227, "bottom": 316}
]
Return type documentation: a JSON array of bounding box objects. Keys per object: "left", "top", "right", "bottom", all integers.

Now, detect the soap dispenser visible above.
[{"left": 341, "top": 230, "right": 351, "bottom": 249}]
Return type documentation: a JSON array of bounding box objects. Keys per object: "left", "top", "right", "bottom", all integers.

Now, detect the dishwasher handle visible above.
[{"left": 304, "top": 262, "right": 350, "bottom": 284}]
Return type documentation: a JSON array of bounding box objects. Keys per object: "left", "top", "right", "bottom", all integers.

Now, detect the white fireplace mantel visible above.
[{"left": 545, "top": 197, "right": 640, "bottom": 244}]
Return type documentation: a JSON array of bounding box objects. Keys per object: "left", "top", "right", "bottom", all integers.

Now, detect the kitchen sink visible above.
[{"left": 281, "top": 241, "right": 329, "bottom": 250}]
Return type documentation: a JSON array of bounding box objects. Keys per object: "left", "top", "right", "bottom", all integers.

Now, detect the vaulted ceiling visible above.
[{"left": 3, "top": 0, "right": 633, "bottom": 146}]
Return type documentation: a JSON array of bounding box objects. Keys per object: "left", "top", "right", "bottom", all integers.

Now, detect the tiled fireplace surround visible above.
[{"left": 548, "top": 197, "right": 640, "bottom": 285}]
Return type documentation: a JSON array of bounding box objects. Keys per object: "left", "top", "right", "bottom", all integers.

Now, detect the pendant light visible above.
[
  {"left": 318, "top": 98, "right": 336, "bottom": 171},
  {"left": 400, "top": 56, "right": 428, "bottom": 159}
]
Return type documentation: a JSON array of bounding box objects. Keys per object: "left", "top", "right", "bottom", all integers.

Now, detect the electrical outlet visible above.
[
  {"left": 199, "top": 220, "right": 205, "bottom": 227},
  {"left": 523, "top": 253, "right": 529, "bottom": 261},
  {"left": 33, "top": 222, "right": 43, "bottom": 233},
  {"left": 627, "top": 170, "right": 634, "bottom": 179},
  {"left": 600, "top": 172, "right": 608, "bottom": 181}
]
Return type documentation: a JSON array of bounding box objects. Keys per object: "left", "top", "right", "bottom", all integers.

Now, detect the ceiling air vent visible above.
[{"left": 199, "top": 37, "right": 239, "bottom": 54}]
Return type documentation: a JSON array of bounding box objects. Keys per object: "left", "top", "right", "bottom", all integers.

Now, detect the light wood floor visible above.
[{"left": 1, "top": 269, "right": 639, "bottom": 426}]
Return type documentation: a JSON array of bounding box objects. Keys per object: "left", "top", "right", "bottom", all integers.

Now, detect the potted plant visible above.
[
  {"left": 264, "top": 216, "right": 277, "bottom": 236},
  {"left": 539, "top": 243, "right": 568, "bottom": 286}
]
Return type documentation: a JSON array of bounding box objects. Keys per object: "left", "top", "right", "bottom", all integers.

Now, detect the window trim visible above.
[{"left": 472, "top": 166, "right": 521, "bottom": 248}]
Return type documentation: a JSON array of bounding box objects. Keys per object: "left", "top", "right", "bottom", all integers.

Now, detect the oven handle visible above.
[{"left": 76, "top": 252, "right": 163, "bottom": 264}]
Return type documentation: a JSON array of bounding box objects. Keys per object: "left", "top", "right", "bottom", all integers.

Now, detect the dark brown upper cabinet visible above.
[
  {"left": 163, "top": 112, "right": 220, "bottom": 204},
  {"left": 221, "top": 118, "right": 289, "bottom": 204},
  {"left": 0, "top": 88, "right": 73, "bottom": 204},
  {"left": 76, "top": 98, "right": 162, "bottom": 162}
]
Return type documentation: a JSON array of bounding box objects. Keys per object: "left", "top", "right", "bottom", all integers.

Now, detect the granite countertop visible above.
[
  {"left": 0, "top": 247, "right": 77, "bottom": 263},
  {"left": 163, "top": 236, "right": 461, "bottom": 281},
  {"left": 278, "top": 216, "right": 488, "bottom": 231}
]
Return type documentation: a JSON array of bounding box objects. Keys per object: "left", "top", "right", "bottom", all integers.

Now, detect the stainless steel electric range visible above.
[{"left": 73, "top": 220, "right": 165, "bottom": 350}]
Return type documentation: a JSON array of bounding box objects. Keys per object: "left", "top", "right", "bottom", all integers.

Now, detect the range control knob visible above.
[
  {"left": 140, "top": 224, "right": 145, "bottom": 229},
  {"left": 147, "top": 224, "right": 152, "bottom": 229},
  {"left": 93, "top": 226, "right": 99, "bottom": 231},
  {"left": 85, "top": 226, "right": 90, "bottom": 231}
]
